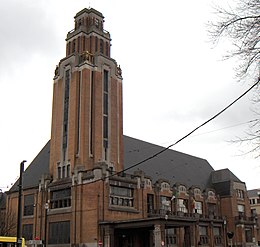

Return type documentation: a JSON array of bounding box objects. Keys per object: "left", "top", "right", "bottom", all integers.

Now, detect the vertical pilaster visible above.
[
  {"left": 154, "top": 224, "right": 162, "bottom": 247},
  {"left": 104, "top": 226, "right": 114, "bottom": 247}
]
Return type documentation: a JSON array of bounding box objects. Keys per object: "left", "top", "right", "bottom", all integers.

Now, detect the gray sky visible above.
[{"left": 0, "top": 0, "right": 259, "bottom": 191}]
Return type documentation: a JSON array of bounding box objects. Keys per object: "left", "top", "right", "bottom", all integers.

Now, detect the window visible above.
[
  {"left": 147, "top": 194, "right": 154, "bottom": 213},
  {"left": 251, "top": 208, "right": 257, "bottom": 217},
  {"left": 245, "top": 228, "right": 253, "bottom": 242},
  {"left": 194, "top": 188, "right": 201, "bottom": 196},
  {"left": 77, "top": 36, "right": 80, "bottom": 53},
  {"left": 62, "top": 166, "right": 66, "bottom": 178},
  {"left": 100, "top": 39, "right": 103, "bottom": 54},
  {"left": 50, "top": 188, "right": 71, "bottom": 209},
  {"left": 208, "top": 203, "right": 217, "bottom": 216},
  {"left": 110, "top": 185, "right": 134, "bottom": 208},
  {"left": 57, "top": 166, "right": 61, "bottom": 179},
  {"left": 105, "top": 41, "right": 109, "bottom": 56},
  {"left": 161, "top": 182, "right": 170, "bottom": 191},
  {"left": 22, "top": 224, "right": 33, "bottom": 240},
  {"left": 237, "top": 189, "right": 244, "bottom": 199},
  {"left": 199, "top": 226, "right": 208, "bottom": 245},
  {"left": 78, "top": 19, "right": 82, "bottom": 27},
  {"left": 250, "top": 199, "right": 254, "bottom": 204},
  {"left": 194, "top": 201, "right": 202, "bottom": 214},
  {"left": 103, "top": 70, "right": 109, "bottom": 159},
  {"left": 95, "top": 36, "right": 98, "bottom": 52},
  {"left": 63, "top": 69, "right": 70, "bottom": 157},
  {"left": 213, "top": 227, "right": 222, "bottom": 245},
  {"left": 67, "top": 164, "right": 70, "bottom": 178},
  {"left": 238, "top": 204, "right": 245, "bottom": 218},
  {"left": 208, "top": 190, "right": 215, "bottom": 198},
  {"left": 49, "top": 221, "right": 70, "bottom": 244},
  {"left": 24, "top": 194, "right": 34, "bottom": 216},
  {"left": 179, "top": 185, "right": 186, "bottom": 193},
  {"left": 177, "top": 199, "right": 188, "bottom": 213},
  {"left": 166, "top": 228, "right": 177, "bottom": 245},
  {"left": 160, "top": 196, "right": 171, "bottom": 212},
  {"left": 95, "top": 18, "right": 99, "bottom": 27},
  {"left": 72, "top": 40, "right": 76, "bottom": 53},
  {"left": 83, "top": 36, "right": 86, "bottom": 51},
  {"left": 67, "top": 42, "right": 71, "bottom": 55}
]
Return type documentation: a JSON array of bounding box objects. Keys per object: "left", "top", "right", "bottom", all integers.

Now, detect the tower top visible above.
[
  {"left": 66, "top": 7, "right": 108, "bottom": 41},
  {"left": 75, "top": 8, "right": 104, "bottom": 19}
]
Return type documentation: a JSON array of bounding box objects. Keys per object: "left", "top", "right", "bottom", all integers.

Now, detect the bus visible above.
[{"left": 0, "top": 236, "right": 25, "bottom": 247}]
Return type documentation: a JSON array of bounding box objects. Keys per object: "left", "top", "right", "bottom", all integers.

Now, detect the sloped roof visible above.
[
  {"left": 123, "top": 135, "right": 214, "bottom": 189},
  {"left": 210, "top": 168, "right": 243, "bottom": 196},
  {"left": 8, "top": 141, "right": 50, "bottom": 193},
  {"left": 211, "top": 168, "right": 241, "bottom": 184},
  {"left": 9, "top": 136, "right": 240, "bottom": 192},
  {"left": 247, "top": 189, "right": 260, "bottom": 197}
]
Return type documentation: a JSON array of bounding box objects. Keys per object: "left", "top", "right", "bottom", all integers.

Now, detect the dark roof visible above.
[
  {"left": 123, "top": 135, "right": 214, "bottom": 189},
  {"left": 8, "top": 136, "right": 243, "bottom": 192},
  {"left": 210, "top": 169, "right": 242, "bottom": 196},
  {"left": 211, "top": 168, "right": 241, "bottom": 184},
  {"left": 8, "top": 141, "right": 50, "bottom": 193},
  {"left": 247, "top": 189, "right": 260, "bottom": 197}
]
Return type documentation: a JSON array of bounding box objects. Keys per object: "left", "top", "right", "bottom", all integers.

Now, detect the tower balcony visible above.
[{"left": 67, "top": 25, "right": 110, "bottom": 40}]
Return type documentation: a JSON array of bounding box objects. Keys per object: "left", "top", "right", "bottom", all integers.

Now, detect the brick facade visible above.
[{"left": 4, "top": 7, "right": 257, "bottom": 247}]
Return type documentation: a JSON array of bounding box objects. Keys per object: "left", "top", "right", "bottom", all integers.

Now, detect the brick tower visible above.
[{"left": 49, "top": 8, "right": 123, "bottom": 181}]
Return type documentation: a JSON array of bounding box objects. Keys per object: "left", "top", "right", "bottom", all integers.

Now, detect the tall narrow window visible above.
[
  {"left": 72, "top": 40, "right": 76, "bottom": 53},
  {"left": 83, "top": 36, "right": 86, "bottom": 51},
  {"left": 63, "top": 69, "right": 70, "bottom": 159},
  {"left": 90, "top": 71, "right": 94, "bottom": 156},
  {"left": 24, "top": 194, "right": 34, "bottom": 216},
  {"left": 49, "top": 221, "right": 70, "bottom": 244},
  {"left": 67, "top": 164, "right": 70, "bottom": 178},
  {"left": 77, "top": 36, "right": 80, "bottom": 53},
  {"left": 103, "top": 70, "right": 109, "bottom": 159},
  {"left": 100, "top": 39, "right": 103, "bottom": 54},
  {"left": 95, "top": 37, "right": 98, "bottom": 52},
  {"left": 90, "top": 36, "right": 92, "bottom": 53},
  {"left": 22, "top": 224, "right": 33, "bottom": 240},
  {"left": 62, "top": 166, "right": 66, "bottom": 178},
  {"left": 76, "top": 71, "right": 81, "bottom": 154},
  {"left": 67, "top": 42, "right": 71, "bottom": 56},
  {"left": 147, "top": 194, "right": 154, "bottom": 213},
  {"left": 105, "top": 41, "right": 109, "bottom": 56},
  {"left": 57, "top": 166, "right": 61, "bottom": 179}
]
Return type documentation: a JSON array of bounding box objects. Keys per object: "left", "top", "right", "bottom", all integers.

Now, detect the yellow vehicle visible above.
[{"left": 0, "top": 236, "right": 25, "bottom": 247}]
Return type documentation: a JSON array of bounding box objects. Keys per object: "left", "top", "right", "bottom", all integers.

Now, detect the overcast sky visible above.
[{"left": 0, "top": 0, "right": 259, "bottom": 191}]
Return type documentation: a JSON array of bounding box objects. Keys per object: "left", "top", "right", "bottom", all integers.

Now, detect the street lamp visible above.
[
  {"left": 16, "top": 160, "right": 26, "bottom": 247},
  {"left": 44, "top": 202, "right": 49, "bottom": 247}
]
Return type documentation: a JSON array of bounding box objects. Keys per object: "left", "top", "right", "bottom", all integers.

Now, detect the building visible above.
[
  {"left": 248, "top": 189, "right": 260, "bottom": 245},
  {"left": 5, "top": 8, "right": 257, "bottom": 247}
]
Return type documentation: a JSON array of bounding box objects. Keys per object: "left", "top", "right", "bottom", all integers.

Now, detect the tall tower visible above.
[{"left": 49, "top": 8, "right": 123, "bottom": 180}]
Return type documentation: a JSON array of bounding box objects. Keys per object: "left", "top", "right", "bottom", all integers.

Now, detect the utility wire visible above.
[
  {"left": 83, "top": 80, "right": 259, "bottom": 185},
  {"left": 127, "top": 119, "right": 258, "bottom": 153},
  {"left": 122, "top": 80, "right": 259, "bottom": 173}
]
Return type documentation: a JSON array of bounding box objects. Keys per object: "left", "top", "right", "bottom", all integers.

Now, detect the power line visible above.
[
  {"left": 127, "top": 119, "right": 258, "bottom": 154},
  {"left": 82, "top": 80, "right": 259, "bottom": 185},
  {"left": 122, "top": 80, "right": 259, "bottom": 173}
]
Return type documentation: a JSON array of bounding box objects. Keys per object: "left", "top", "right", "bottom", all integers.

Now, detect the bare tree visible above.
[
  {"left": 210, "top": 0, "right": 260, "bottom": 157},
  {"left": 0, "top": 210, "right": 17, "bottom": 236},
  {"left": 0, "top": 192, "right": 17, "bottom": 236}
]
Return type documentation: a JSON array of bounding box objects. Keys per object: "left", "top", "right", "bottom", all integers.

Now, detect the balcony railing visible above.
[
  {"left": 148, "top": 209, "right": 223, "bottom": 221},
  {"left": 235, "top": 215, "right": 256, "bottom": 223}
]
